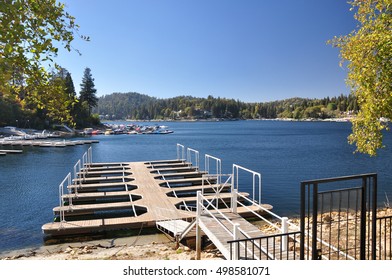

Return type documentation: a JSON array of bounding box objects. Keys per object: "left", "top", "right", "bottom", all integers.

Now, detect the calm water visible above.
[{"left": 1, "top": 120, "right": 392, "bottom": 253}]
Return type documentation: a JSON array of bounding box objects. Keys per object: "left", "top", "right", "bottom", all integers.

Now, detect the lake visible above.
[{"left": 1, "top": 120, "right": 392, "bottom": 254}]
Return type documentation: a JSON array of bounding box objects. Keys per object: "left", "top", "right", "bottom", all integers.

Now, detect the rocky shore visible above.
[{"left": 0, "top": 234, "right": 224, "bottom": 261}]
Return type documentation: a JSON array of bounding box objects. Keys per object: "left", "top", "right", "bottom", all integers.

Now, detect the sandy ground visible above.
[{"left": 0, "top": 233, "right": 224, "bottom": 260}]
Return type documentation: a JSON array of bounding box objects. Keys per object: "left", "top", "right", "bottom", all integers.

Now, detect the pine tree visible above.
[{"left": 79, "top": 67, "right": 98, "bottom": 115}]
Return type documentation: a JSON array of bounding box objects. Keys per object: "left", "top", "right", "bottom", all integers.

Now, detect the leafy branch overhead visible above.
[
  {"left": 0, "top": 0, "right": 89, "bottom": 125},
  {"left": 329, "top": 0, "right": 392, "bottom": 156}
]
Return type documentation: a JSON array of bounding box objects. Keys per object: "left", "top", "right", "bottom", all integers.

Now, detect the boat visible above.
[
  {"left": 152, "top": 129, "right": 174, "bottom": 134},
  {"left": 104, "top": 129, "right": 113, "bottom": 135},
  {"left": 83, "top": 128, "right": 94, "bottom": 135}
]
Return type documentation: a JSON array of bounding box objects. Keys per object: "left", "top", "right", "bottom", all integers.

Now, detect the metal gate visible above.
[{"left": 300, "top": 173, "right": 377, "bottom": 260}]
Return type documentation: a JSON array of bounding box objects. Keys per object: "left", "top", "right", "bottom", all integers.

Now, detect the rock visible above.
[{"left": 64, "top": 247, "right": 73, "bottom": 254}]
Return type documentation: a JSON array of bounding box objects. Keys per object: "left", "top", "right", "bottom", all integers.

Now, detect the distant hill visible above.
[{"left": 93, "top": 92, "right": 358, "bottom": 121}]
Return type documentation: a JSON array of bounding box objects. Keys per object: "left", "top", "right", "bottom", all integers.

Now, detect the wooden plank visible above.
[
  {"left": 156, "top": 220, "right": 191, "bottom": 236},
  {"left": 68, "top": 181, "right": 133, "bottom": 187},
  {"left": 72, "top": 175, "right": 134, "bottom": 183},
  {"left": 146, "top": 159, "right": 185, "bottom": 164},
  {"left": 164, "top": 184, "right": 231, "bottom": 193},
  {"left": 149, "top": 162, "right": 190, "bottom": 169},
  {"left": 62, "top": 190, "right": 136, "bottom": 200},
  {"left": 53, "top": 201, "right": 135, "bottom": 214},
  {"left": 161, "top": 177, "right": 213, "bottom": 185},
  {"left": 153, "top": 171, "right": 207, "bottom": 179}
]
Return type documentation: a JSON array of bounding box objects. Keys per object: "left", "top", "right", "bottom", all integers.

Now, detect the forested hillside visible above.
[{"left": 94, "top": 92, "right": 359, "bottom": 120}]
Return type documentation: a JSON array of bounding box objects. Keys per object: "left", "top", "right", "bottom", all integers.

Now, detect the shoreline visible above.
[
  {"left": 118, "top": 117, "right": 354, "bottom": 123},
  {"left": 0, "top": 233, "right": 223, "bottom": 260}
]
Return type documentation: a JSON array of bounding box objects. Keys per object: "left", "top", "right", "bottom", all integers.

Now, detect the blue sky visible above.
[{"left": 56, "top": 0, "right": 357, "bottom": 102}]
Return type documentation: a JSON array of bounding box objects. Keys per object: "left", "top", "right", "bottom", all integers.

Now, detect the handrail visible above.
[
  {"left": 187, "top": 148, "right": 199, "bottom": 170},
  {"left": 197, "top": 191, "right": 237, "bottom": 237},
  {"left": 205, "top": 154, "right": 222, "bottom": 184},
  {"left": 202, "top": 174, "right": 232, "bottom": 209},
  {"left": 157, "top": 168, "right": 193, "bottom": 212},
  {"left": 232, "top": 164, "right": 262, "bottom": 203},
  {"left": 237, "top": 193, "right": 284, "bottom": 232},
  {"left": 235, "top": 193, "right": 350, "bottom": 260},
  {"left": 176, "top": 143, "right": 185, "bottom": 160},
  {"left": 58, "top": 172, "right": 72, "bottom": 226},
  {"left": 197, "top": 191, "right": 250, "bottom": 238},
  {"left": 73, "top": 159, "right": 81, "bottom": 195}
]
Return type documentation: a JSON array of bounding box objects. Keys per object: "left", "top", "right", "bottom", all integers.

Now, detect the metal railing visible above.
[
  {"left": 204, "top": 154, "right": 222, "bottom": 184},
  {"left": 176, "top": 143, "right": 185, "bottom": 160},
  {"left": 56, "top": 146, "right": 93, "bottom": 227},
  {"left": 300, "top": 173, "right": 377, "bottom": 260},
  {"left": 58, "top": 172, "right": 72, "bottom": 226},
  {"left": 376, "top": 215, "right": 392, "bottom": 260},
  {"left": 201, "top": 173, "right": 232, "bottom": 209},
  {"left": 236, "top": 191, "right": 291, "bottom": 233},
  {"left": 232, "top": 164, "right": 262, "bottom": 204},
  {"left": 186, "top": 148, "right": 199, "bottom": 170},
  {"left": 196, "top": 191, "right": 252, "bottom": 260},
  {"left": 228, "top": 231, "right": 302, "bottom": 260}
]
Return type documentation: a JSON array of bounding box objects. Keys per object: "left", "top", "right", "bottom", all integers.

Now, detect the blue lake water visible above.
[{"left": 1, "top": 120, "right": 392, "bottom": 253}]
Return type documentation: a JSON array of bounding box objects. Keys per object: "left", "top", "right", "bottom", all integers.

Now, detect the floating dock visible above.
[
  {"left": 42, "top": 145, "right": 303, "bottom": 260},
  {"left": 0, "top": 139, "right": 99, "bottom": 147},
  {"left": 41, "top": 145, "right": 272, "bottom": 235},
  {"left": 0, "top": 149, "right": 23, "bottom": 156},
  {"left": 42, "top": 156, "right": 272, "bottom": 236}
]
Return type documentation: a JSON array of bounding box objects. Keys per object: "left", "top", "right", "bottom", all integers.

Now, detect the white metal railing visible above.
[
  {"left": 187, "top": 148, "right": 199, "bottom": 170},
  {"left": 57, "top": 146, "right": 93, "bottom": 227},
  {"left": 58, "top": 172, "right": 72, "bottom": 226},
  {"left": 235, "top": 191, "right": 290, "bottom": 250},
  {"left": 204, "top": 154, "right": 222, "bottom": 184},
  {"left": 201, "top": 174, "right": 232, "bottom": 209},
  {"left": 73, "top": 159, "right": 81, "bottom": 195},
  {"left": 82, "top": 146, "right": 93, "bottom": 169},
  {"left": 157, "top": 168, "right": 194, "bottom": 212},
  {"left": 196, "top": 191, "right": 259, "bottom": 260},
  {"left": 234, "top": 191, "right": 350, "bottom": 259},
  {"left": 232, "top": 164, "right": 262, "bottom": 204},
  {"left": 176, "top": 143, "right": 185, "bottom": 160}
]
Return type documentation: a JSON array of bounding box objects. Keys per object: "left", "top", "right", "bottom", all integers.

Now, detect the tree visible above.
[
  {"left": 329, "top": 0, "right": 392, "bottom": 156},
  {"left": 0, "top": 0, "right": 86, "bottom": 123},
  {"left": 79, "top": 67, "right": 98, "bottom": 115}
]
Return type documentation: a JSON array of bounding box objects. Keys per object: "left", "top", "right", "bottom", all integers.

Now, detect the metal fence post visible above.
[
  {"left": 281, "top": 217, "right": 288, "bottom": 251},
  {"left": 231, "top": 189, "right": 238, "bottom": 214},
  {"left": 312, "top": 183, "right": 319, "bottom": 260},
  {"left": 233, "top": 223, "right": 240, "bottom": 260},
  {"left": 300, "top": 182, "right": 306, "bottom": 260}
]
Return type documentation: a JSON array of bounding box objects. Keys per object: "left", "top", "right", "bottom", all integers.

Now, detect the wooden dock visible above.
[
  {"left": 42, "top": 159, "right": 273, "bottom": 237},
  {"left": 40, "top": 145, "right": 304, "bottom": 260},
  {"left": 0, "top": 149, "right": 23, "bottom": 156},
  {"left": 0, "top": 139, "right": 99, "bottom": 147}
]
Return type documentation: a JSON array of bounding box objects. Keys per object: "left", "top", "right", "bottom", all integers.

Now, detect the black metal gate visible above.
[{"left": 300, "top": 173, "right": 377, "bottom": 260}]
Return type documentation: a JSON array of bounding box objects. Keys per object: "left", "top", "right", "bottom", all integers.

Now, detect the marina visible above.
[
  {"left": 41, "top": 144, "right": 304, "bottom": 259},
  {"left": 2, "top": 120, "right": 392, "bottom": 260}
]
